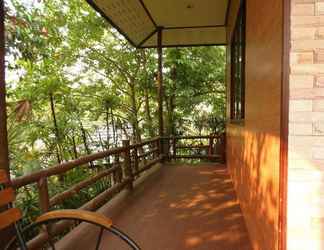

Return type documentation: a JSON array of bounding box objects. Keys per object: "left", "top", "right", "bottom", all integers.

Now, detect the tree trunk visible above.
[
  {"left": 111, "top": 108, "right": 117, "bottom": 147},
  {"left": 79, "top": 121, "right": 94, "bottom": 167},
  {"left": 129, "top": 83, "right": 142, "bottom": 143},
  {"left": 121, "top": 124, "right": 130, "bottom": 139},
  {"left": 49, "top": 93, "right": 63, "bottom": 164},
  {"left": 71, "top": 133, "right": 78, "bottom": 159},
  {"left": 170, "top": 79, "right": 177, "bottom": 135},
  {"left": 105, "top": 104, "right": 110, "bottom": 149},
  {"left": 144, "top": 87, "right": 154, "bottom": 137}
]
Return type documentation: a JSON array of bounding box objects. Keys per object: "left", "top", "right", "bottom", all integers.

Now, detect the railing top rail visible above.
[
  {"left": 12, "top": 146, "right": 127, "bottom": 189},
  {"left": 11, "top": 134, "right": 222, "bottom": 189},
  {"left": 130, "top": 136, "right": 160, "bottom": 149},
  {"left": 163, "top": 134, "right": 222, "bottom": 140}
]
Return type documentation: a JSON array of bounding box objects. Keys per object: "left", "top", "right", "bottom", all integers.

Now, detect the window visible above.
[{"left": 230, "top": 1, "right": 246, "bottom": 121}]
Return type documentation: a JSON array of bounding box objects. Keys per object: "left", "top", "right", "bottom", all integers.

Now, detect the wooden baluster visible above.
[
  {"left": 37, "top": 177, "right": 55, "bottom": 245},
  {"left": 208, "top": 134, "right": 214, "bottom": 161},
  {"left": 133, "top": 146, "right": 139, "bottom": 176},
  {"left": 113, "top": 154, "right": 122, "bottom": 184},
  {"left": 153, "top": 140, "right": 158, "bottom": 160},
  {"left": 159, "top": 137, "right": 165, "bottom": 163},
  {"left": 220, "top": 132, "right": 226, "bottom": 163},
  {"left": 37, "top": 177, "right": 50, "bottom": 214},
  {"left": 173, "top": 136, "right": 176, "bottom": 160},
  {"left": 165, "top": 137, "right": 170, "bottom": 161},
  {"left": 122, "top": 140, "right": 133, "bottom": 190},
  {"left": 118, "top": 154, "right": 123, "bottom": 183}
]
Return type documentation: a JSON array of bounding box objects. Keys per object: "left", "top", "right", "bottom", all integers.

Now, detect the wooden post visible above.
[
  {"left": 152, "top": 140, "right": 157, "bottom": 159},
  {"left": 157, "top": 27, "right": 164, "bottom": 138},
  {"left": 164, "top": 137, "right": 170, "bottom": 161},
  {"left": 0, "top": 4, "right": 15, "bottom": 244},
  {"left": 220, "top": 132, "right": 226, "bottom": 163},
  {"left": 133, "top": 147, "right": 139, "bottom": 176},
  {"left": 157, "top": 28, "right": 164, "bottom": 160},
  {"left": 113, "top": 154, "right": 122, "bottom": 184},
  {"left": 37, "top": 178, "right": 50, "bottom": 214},
  {"left": 208, "top": 135, "right": 214, "bottom": 161},
  {"left": 122, "top": 140, "right": 133, "bottom": 190},
  {"left": 0, "top": 0, "right": 9, "bottom": 177},
  {"left": 172, "top": 136, "right": 176, "bottom": 160},
  {"left": 37, "top": 177, "right": 56, "bottom": 243}
]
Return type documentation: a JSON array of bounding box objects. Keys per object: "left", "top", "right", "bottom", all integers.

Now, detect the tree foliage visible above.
[{"left": 4, "top": 0, "right": 226, "bottom": 225}]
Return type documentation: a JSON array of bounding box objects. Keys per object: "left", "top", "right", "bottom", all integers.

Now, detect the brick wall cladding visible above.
[{"left": 288, "top": 0, "right": 324, "bottom": 249}]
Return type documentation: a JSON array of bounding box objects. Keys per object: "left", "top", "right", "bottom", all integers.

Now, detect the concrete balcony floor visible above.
[{"left": 58, "top": 163, "right": 252, "bottom": 250}]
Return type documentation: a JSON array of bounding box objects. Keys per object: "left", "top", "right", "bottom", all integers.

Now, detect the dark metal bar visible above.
[
  {"left": 95, "top": 227, "right": 104, "bottom": 250},
  {"left": 109, "top": 226, "right": 141, "bottom": 250},
  {"left": 14, "top": 223, "right": 28, "bottom": 250}
]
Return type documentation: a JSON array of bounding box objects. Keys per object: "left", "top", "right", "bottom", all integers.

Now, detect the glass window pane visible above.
[{"left": 230, "top": 0, "right": 245, "bottom": 120}]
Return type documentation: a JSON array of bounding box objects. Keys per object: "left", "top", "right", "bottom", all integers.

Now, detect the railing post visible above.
[
  {"left": 37, "top": 177, "right": 55, "bottom": 239},
  {"left": 37, "top": 177, "right": 50, "bottom": 214},
  {"left": 164, "top": 137, "right": 170, "bottom": 161},
  {"left": 172, "top": 136, "right": 176, "bottom": 160},
  {"left": 133, "top": 146, "right": 139, "bottom": 176},
  {"left": 122, "top": 140, "right": 133, "bottom": 190},
  {"left": 220, "top": 132, "right": 226, "bottom": 163},
  {"left": 159, "top": 137, "right": 164, "bottom": 162},
  {"left": 113, "top": 154, "right": 122, "bottom": 184},
  {"left": 153, "top": 140, "right": 158, "bottom": 159},
  {"left": 208, "top": 134, "right": 214, "bottom": 161}
]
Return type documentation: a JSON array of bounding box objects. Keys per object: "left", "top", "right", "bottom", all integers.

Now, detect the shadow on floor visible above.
[{"left": 58, "top": 163, "right": 252, "bottom": 250}]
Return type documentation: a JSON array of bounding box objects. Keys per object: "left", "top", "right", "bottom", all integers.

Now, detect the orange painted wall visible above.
[{"left": 226, "top": 1, "right": 283, "bottom": 250}]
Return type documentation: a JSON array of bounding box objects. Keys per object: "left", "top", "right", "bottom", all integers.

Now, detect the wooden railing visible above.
[
  {"left": 11, "top": 134, "right": 225, "bottom": 212},
  {"left": 9, "top": 134, "right": 225, "bottom": 248},
  {"left": 11, "top": 136, "right": 162, "bottom": 248},
  {"left": 165, "top": 134, "right": 226, "bottom": 162},
  {"left": 12, "top": 137, "right": 162, "bottom": 212}
]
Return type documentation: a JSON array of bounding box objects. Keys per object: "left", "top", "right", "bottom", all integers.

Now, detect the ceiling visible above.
[{"left": 87, "top": 0, "right": 230, "bottom": 48}]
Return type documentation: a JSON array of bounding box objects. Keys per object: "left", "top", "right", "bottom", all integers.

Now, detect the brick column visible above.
[{"left": 288, "top": 1, "right": 324, "bottom": 249}]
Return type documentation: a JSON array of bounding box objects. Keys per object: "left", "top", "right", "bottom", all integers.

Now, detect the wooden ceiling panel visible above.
[
  {"left": 142, "top": 0, "right": 229, "bottom": 27},
  {"left": 142, "top": 27, "right": 227, "bottom": 48},
  {"left": 87, "top": 0, "right": 229, "bottom": 47},
  {"left": 92, "top": 0, "right": 155, "bottom": 45}
]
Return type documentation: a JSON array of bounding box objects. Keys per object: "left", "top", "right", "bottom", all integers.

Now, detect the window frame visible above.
[{"left": 230, "top": 0, "right": 246, "bottom": 122}]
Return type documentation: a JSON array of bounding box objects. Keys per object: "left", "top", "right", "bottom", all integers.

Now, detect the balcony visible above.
[{"left": 8, "top": 134, "right": 252, "bottom": 249}]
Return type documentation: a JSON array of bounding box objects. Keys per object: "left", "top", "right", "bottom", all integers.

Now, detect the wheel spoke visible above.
[
  {"left": 95, "top": 227, "right": 104, "bottom": 250},
  {"left": 109, "top": 226, "right": 141, "bottom": 250}
]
